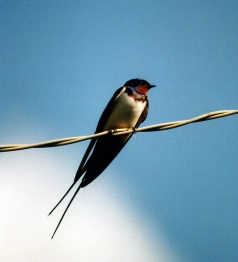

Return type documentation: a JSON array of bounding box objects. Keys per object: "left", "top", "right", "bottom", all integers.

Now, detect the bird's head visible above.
[{"left": 124, "top": 78, "right": 156, "bottom": 95}]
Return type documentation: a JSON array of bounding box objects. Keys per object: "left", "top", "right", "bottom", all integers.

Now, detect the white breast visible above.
[{"left": 103, "top": 91, "right": 146, "bottom": 131}]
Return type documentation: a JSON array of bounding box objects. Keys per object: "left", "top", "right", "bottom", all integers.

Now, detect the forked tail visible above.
[{"left": 50, "top": 184, "right": 82, "bottom": 239}]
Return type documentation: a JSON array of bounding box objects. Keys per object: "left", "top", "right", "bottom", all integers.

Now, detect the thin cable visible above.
[{"left": 0, "top": 109, "right": 237, "bottom": 152}]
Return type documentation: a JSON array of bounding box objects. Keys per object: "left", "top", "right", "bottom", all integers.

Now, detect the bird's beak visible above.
[{"left": 149, "top": 84, "right": 156, "bottom": 89}]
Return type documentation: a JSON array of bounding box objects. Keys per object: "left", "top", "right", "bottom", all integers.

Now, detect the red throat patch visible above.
[{"left": 135, "top": 85, "right": 148, "bottom": 95}]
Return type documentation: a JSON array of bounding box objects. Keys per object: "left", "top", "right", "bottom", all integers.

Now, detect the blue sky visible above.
[{"left": 0, "top": 1, "right": 238, "bottom": 261}]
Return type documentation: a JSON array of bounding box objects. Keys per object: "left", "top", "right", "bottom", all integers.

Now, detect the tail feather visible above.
[
  {"left": 51, "top": 184, "right": 82, "bottom": 239},
  {"left": 48, "top": 182, "right": 76, "bottom": 216}
]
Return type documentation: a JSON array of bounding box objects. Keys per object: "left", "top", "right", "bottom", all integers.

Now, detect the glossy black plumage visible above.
[{"left": 49, "top": 78, "right": 155, "bottom": 238}]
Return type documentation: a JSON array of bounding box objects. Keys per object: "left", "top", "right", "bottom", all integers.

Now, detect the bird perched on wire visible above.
[{"left": 49, "top": 78, "right": 156, "bottom": 238}]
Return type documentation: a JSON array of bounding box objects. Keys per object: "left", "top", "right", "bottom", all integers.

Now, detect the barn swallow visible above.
[{"left": 49, "top": 78, "right": 155, "bottom": 238}]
